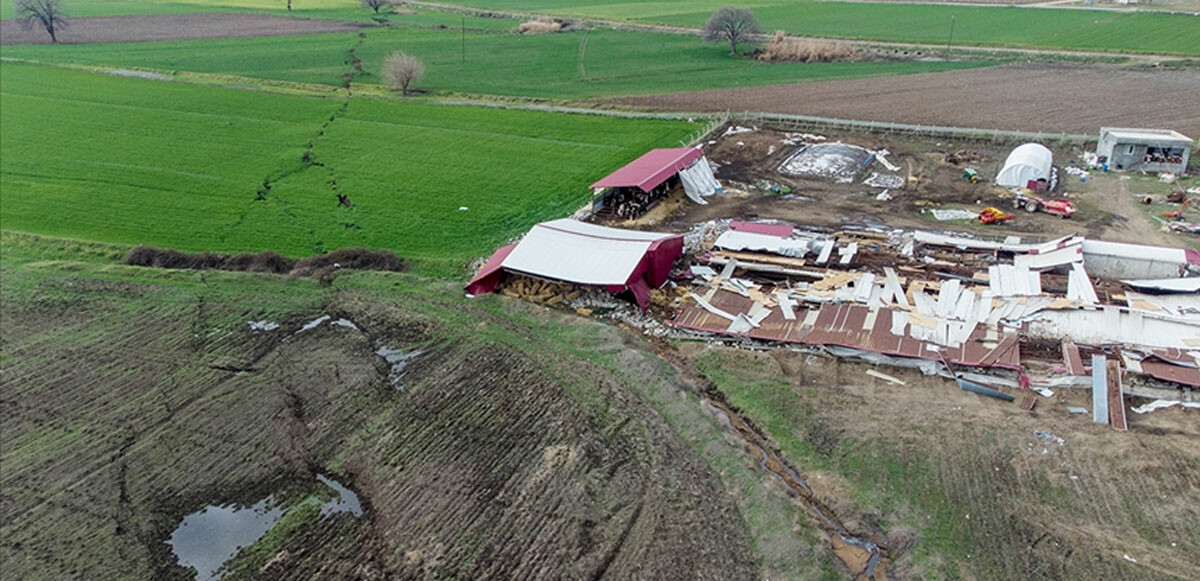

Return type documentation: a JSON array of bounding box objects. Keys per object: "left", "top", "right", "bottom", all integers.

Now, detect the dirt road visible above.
[
  {"left": 604, "top": 65, "right": 1200, "bottom": 137},
  {"left": 0, "top": 14, "right": 362, "bottom": 45}
]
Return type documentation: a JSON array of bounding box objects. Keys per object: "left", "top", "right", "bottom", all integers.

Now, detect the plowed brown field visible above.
[
  {"left": 605, "top": 65, "right": 1200, "bottom": 136},
  {"left": 0, "top": 13, "right": 361, "bottom": 45}
]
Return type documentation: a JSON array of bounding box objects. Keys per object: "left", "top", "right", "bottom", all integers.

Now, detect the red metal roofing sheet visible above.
[
  {"left": 729, "top": 221, "right": 795, "bottom": 238},
  {"left": 670, "top": 289, "right": 1020, "bottom": 369},
  {"left": 590, "top": 148, "right": 704, "bottom": 192}
]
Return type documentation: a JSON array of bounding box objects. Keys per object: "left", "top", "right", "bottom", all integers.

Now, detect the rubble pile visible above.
[{"left": 669, "top": 221, "right": 1200, "bottom": 409}]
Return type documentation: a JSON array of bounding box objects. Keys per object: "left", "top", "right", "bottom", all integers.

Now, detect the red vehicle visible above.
[{"left": 1013, "top": 192, "right": 1075, "bottom": 219}]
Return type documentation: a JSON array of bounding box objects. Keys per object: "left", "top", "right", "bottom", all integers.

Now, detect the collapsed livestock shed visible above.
[
  {"left": 668, "top": 220, "right": 1200, "bottom": 415},
  {"left": 466, "top": 219, "right": 682, "bottom": 310},
  {"left": 589, "top": 147, "right": 720, "bottom": 219},
  {"left": 995, "top": 143, "right": 1054, "bottom": 189}
]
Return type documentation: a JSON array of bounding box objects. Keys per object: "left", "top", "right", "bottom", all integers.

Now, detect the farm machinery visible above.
[
  {"left": 1012, "top": 192, "right": 1076, "bottom": 219},
  {"left": 1162, "top": 197, "right": 1197, "bottom": 220},
  {"left": 978, "top": 207, "right": 1014, "bottom": 224},
  {"left": 962, "top": 168, "right": 980, "bottom": 184}
]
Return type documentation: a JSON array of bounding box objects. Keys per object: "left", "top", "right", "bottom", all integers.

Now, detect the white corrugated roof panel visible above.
[{"left": 500, "top": 219, "right": 674, "bottom": 286}]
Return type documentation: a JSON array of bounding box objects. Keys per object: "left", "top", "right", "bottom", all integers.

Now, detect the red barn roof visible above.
[{"left": 591, "top": 148, "right": 704, "bottom": 193}]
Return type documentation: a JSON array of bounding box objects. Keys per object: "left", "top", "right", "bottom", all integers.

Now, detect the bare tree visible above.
[
  {"left": 702, "top": 6, "right": 761, "bottom": 55},
  {"left": 381, "top": 51, "right": 424, "bottom": 96},
  {"left": 361, "top": 0, "right": 389, "bottom": 13},
  {"left": 13, "top": 0, "right": 69, "bottom": 44}
]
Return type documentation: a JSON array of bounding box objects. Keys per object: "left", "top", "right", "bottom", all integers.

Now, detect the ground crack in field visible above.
[{"left": 239, "top": 32, "right": 371, "bottom": 253}]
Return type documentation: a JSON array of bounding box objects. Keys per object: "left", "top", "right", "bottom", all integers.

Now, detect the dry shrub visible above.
[
  {"left": 760, "top": 31, "right": 859, "bottom": 63},
  {"left": 290, "top": 247, "right": 409, "bottom": 277},
  {"left": 123, "top": 246, "right": 408, "bottom": 277},
  {"left": 517, "top": 19, "right": 562, "bottom": 34}
]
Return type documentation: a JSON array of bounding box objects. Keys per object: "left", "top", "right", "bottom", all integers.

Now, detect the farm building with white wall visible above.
[{"left": 1097, "top": 127, "right": 1193, "bottom": 174}]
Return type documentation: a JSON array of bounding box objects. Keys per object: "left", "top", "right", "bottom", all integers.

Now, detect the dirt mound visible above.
[
  {"left": 123, "top": 246, "right": 409, "bottom": 277},
  {"left": 605, "top": 65, "right": 1200, "bottom": 136},
  {"left": 0, "top": 268, "right": 755, "bottom": 579},
  {"left": 0, "top": 13, "right": 361, "bottom": 45}
]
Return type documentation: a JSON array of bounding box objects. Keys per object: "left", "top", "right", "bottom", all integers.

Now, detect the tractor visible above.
[
  {"left": 1012, "top": 192, "right": 1075, "bottom": 219},
  {"left": 962, "top": 168, "right": 980, "bottom": 184}
]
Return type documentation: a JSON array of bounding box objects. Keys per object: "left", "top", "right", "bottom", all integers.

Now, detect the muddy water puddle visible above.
[{"left": 167, "top": 474, "right": 362, "bottom": 580}]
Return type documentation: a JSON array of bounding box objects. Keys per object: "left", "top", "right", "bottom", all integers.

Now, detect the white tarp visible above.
[
  {"left": 679, "top": 156, "right": 721, "bottom": 205},
  {"left": 996, "top": 143, "right": 1052, "bottom": 188},
  {"left": 501, "top": 219, "right": 674, "bottom": 286}
]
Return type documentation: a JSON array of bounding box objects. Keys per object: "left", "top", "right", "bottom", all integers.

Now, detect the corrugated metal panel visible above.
[{"left": 591, "top": 147, "right": 704, "bottom": 192}]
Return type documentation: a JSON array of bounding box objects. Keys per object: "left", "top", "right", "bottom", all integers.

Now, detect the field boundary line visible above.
[
  {"left": 2, "top": 57, "right": 1095, "bottom": 142},
  {"left": 404, "top": 0, "right": 1193, "bottom": 60}
]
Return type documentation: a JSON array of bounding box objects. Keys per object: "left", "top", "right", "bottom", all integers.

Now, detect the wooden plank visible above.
[{"left": 1108, "top": 359, "right": 1128, "bottom": 431}]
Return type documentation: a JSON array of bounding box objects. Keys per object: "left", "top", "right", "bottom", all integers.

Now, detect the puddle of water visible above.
[
  {"left": 317, "top": 474, "right": 363, "bottom": 517},
  {"left": 168, "top": 476, "right": 364, "bottom": 579},
  {"left": 295, "top": 315, "right": 331, "bottom": 334},
  {"left": 248, "top": 320, "right": 280, "bottom": 332},
  {"left": 331, "top": 318, "right": 359, "bottom": 330},
  {"left": 166, "top": 497, "right": 285, "bottom": 581},
  {"left": 375, "top": 346, "right": 423, "bottom": 391}
]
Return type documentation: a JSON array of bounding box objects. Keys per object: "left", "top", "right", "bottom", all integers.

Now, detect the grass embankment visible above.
[
  {"left": 692, "top": 347, "right": 1200, "bottom": 580},
  {"left": 0, "top": 61, "right": 698, "bottom": 276},
  {"left": 1, "top": 26, "right": 991, "bottom": 99},
  {"left": 429, "top": 0, "right": 1200, "bottom": 56},
  {"left": 0, "top": 232, "right": 836, "bottom": 579}
]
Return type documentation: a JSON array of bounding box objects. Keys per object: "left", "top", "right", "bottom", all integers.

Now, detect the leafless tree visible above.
[
  {"left": 381, "top": 51, "right": 424, "bottom": 96},
  {"left": 13, "top": 0, "right": 68, "bottom": 44},
  {"left": 702, "top": 6, "right": 761, "bottom": 55},
  {"left": 361, "top": 0, "right": 389, "bottom": 13}
]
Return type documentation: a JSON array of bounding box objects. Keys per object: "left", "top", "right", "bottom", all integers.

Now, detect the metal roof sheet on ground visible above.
[
  {"left": 714, "top": 230, "right": 809, "bottom": 255},
  {"left": 671, "top": 288, "right": 1020, "bottom": 369},
  {"left": 501, "top": 219, "right": 677, "bottom": 286},
  {"left": 1122, "top": 277, "right": 1200, "bottom": 293},
  {"left": 729, "top": 221, "right": 795, "bottom": 238},
  {"left": 590, "top": 148, "right": 704, "bottom": 192}
]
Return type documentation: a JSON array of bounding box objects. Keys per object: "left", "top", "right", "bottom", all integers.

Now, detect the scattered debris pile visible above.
[{"left": 666, "top": 221, "right": 1200, "bottom": 421}]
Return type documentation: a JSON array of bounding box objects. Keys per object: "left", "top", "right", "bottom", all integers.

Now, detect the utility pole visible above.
[
  {"left": 461, "top": 16, "right": 466, "bottom": 63},
  {"left": 946, "top": 15, "right": 956, "bottom": 57}
]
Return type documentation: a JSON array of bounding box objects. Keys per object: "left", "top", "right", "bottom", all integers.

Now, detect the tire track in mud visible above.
[
  {"left": 642, "top": 335, "right": 894, "bottom": 580},
  {"left": 383, "top": 291, "right": 890, "bottom": 578}
]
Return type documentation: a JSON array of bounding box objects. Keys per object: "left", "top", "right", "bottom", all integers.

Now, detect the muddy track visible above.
[{"left": 641, "top": 332, "right": 895, "bottom": 580}]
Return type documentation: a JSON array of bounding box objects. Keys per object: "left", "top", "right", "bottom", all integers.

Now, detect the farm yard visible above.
[{"left": 3, "top": 0, "right": 1200, "bottom": 579}]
